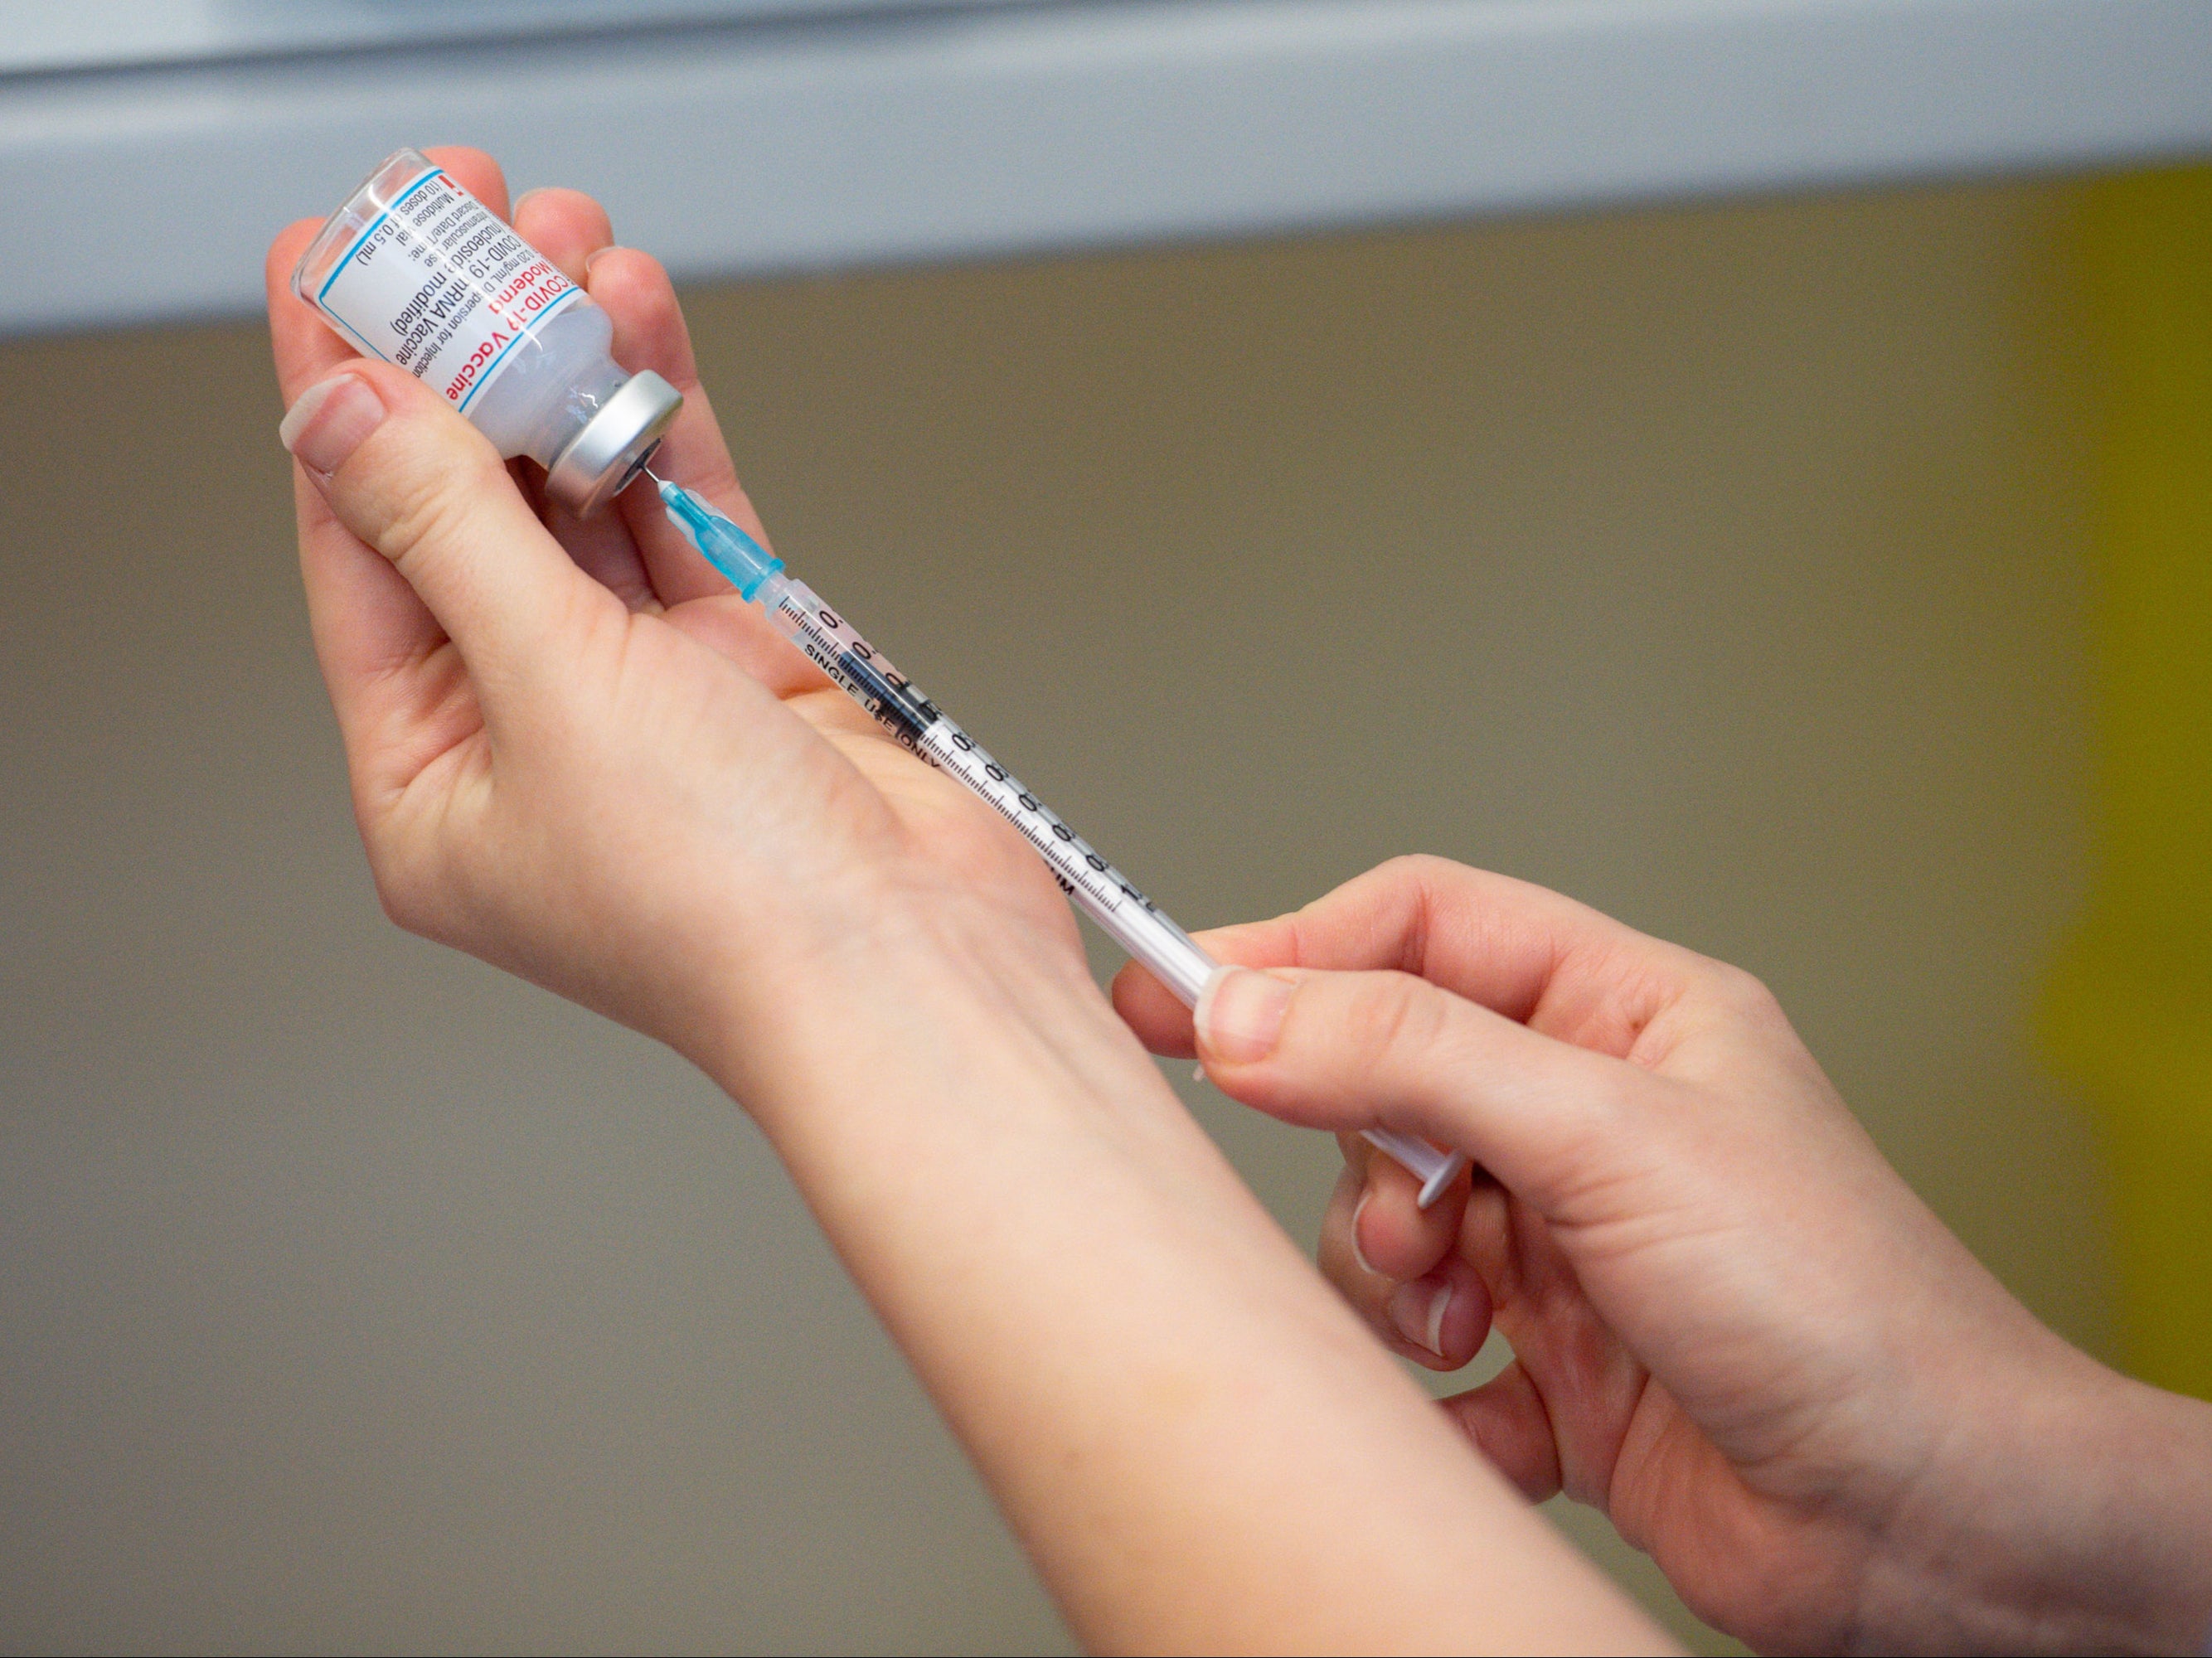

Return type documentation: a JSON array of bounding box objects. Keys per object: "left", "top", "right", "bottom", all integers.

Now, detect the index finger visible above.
[{"left": 589, "top": 245, "right": 776, "bottom": 608}]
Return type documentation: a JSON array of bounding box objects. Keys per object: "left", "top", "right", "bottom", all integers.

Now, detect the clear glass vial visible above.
[{"left": 292, "top": 148, "right": 680, "bottom": 514}]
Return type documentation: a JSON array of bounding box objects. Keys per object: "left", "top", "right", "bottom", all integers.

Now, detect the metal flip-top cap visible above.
[{"left": 546, "top": 370, "right": 684, "bottom": 515}]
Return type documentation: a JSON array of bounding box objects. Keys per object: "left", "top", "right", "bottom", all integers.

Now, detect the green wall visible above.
[{"left": 2045, "top": 167, "right": 2212, "bottom": 1403}]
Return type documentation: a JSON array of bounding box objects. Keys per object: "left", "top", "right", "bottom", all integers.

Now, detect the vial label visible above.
[{"left": 313, "top": 165, "right": 581, "bottom": 414}]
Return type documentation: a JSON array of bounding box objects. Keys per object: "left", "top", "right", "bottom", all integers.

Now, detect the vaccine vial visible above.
[{"left": 291, "top": 148, "right": 681, "bottom": 515}]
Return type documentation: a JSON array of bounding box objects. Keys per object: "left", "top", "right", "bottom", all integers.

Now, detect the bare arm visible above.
[{"left": 720, "top": 916, "right": 1663, "bottom": 1653}]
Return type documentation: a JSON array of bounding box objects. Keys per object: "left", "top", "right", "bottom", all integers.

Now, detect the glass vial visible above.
[{"left": 291, "top": 148, "right": 680, "bottom": 515}]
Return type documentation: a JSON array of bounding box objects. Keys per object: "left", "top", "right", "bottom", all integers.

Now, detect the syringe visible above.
[{"left": 652, "top": 473, "right": 1466, "bottom": 1206}]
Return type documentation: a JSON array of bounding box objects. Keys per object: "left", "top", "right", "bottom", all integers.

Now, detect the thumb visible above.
[
  {"left": 279, "top": 359, "right": 610, "bottom": 681},
  {"left": 1194, "top": 965, "right": 1651, "bottom": 1214}
]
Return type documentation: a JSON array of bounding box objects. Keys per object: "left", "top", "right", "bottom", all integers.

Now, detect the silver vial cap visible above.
[{"left": 546, "top": 370, "right": 684, "bottom": 516}]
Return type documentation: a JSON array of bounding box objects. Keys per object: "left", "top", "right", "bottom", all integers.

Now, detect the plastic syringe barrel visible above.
[
  {"left": 753, "top": 568, "right": 1217, "bottom": 999},
  {"left": 658, "top": 480, "right": 1467, "bottom": 1205}
]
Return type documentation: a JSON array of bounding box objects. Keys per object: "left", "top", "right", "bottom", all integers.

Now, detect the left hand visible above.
[{"left": 269, "top": 150, "right": 1089, "bottom": 1094}]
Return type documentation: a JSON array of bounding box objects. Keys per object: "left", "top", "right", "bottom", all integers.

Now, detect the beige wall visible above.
[{"left": 0, "top": 177, "right": 2100, "bottom": 1652}]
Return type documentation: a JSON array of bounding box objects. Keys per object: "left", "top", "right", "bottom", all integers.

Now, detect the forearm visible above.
[
  {"left": 2044, "top": 1369, "right": 2212, "bottom": 1655},
  {"left": 1986, "top": 1360, "right": 2212, "bottom": 1655},
  {"left": 701, "top": 912, "right": 1667, "bottom": 1654}
]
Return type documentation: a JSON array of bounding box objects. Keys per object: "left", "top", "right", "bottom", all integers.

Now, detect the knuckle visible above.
[
  {"left": 1396, "top": 851, "right": 1459, "bottom": 881},
  {"left": 1705, "top": 959, "right": 1784, "bottom": 1025},
  {"left": 623, "top": 248, "right": 674, "bottom": 288},
  {"left": 1341, "top": 971, "right": 1451, "bottom": 1064},
  {"left": 368, "top": 855, "right": 433, "bottom": 938},
  {"left": 359, "top": 822, "right": 449, "bottom": 943},
  {"left": 371, "top": 454, "right": 490, "bottom": 574},
  {"left": 1373, "top": 851, "right": 1458, "bottom": 894},
  {"left": 1579, "top": 1057, "right": 1647, "bottom": 1127},
  {"left": 1324, "top": 855, "right": 1425, "bottom": 919}
]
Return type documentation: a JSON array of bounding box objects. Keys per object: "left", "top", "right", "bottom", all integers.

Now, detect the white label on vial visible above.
[{"left": 314, "top": 166, "right": 581, "bottom": 414}]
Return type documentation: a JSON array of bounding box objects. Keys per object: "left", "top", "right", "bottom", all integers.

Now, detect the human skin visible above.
[
  {"left": 267, "top": 150, "right": 1664, "bottom": 1654},
  {"left": 1113, "top": 857, "right": 2212, "bottom": 1655}
]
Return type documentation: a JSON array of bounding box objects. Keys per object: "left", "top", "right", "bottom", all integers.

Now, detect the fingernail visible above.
[
  {"left": 584, "top": 245, "right": 624, "bottom": 277},
  {"left": 512, "top": 187, "right": 546, "bottom": 219},
  {"left": 279, "top": 374, "right": 386, "bottom": 477},
  {"left": 1350, "top": 1190, "right": 1380, "bottom": 1277},
  {"left": 1195, "top": 967, "right": 1292, "bottom": 1064},
  {"left": 1389, "top": 1277, "right": 1453, "bottom": 1358}
]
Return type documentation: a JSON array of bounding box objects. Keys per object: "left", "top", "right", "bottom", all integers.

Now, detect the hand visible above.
[
  {"left": 267, "top": 150, "right": 1088, "bottom": 1093},
  {"left": 1115, "top": 856, "right": 2212, "bottom": 1654}
]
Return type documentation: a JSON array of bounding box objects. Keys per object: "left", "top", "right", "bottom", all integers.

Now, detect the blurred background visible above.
[{"left": 2, "top": 2, "right": 2208, "bottom": 1652}]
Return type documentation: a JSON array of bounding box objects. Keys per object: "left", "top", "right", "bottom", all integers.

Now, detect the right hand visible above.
[{"left": 1113, "top": 856, "right": 2212, "bottom": 1654}]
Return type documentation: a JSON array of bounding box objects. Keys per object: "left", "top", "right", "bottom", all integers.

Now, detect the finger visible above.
[
  {"left": 1193, "top": 963, "right": 1660, "bottom": 1215},
  {"left": 1439, "top": 1360, "right": 1564, "bottom": 1502},
  {"left": 503, "top": 187, "right": 662, "bottom": 609},
  {"left": 420, "top": 147, "right": 511, "bottom": 222},
  {"left": 287, "top": 461, "right": 473, "bottom": 799},
  {"left": 1110, "top": 917, "right": 1293, "bottom": 1058},
  {"left": 1166, "top": 856, "right": 1710, "bottom": 1060},
  {"left": 269, "top": 217, "right": 367, "bottom": 404},
  {"left": 510, "top": 186, "right": 612, "bottom": 284},
  {"left": 1380, "top": 1260, "right": 1492, "bottom": 1370},
  {"left": 586, "top": 246, "right": 848, "bottom": 706},
  {"left": 278, "top": 357, "right": 615, "bottom": 697},
  {"left": 1348, "top": 1142, "right": 1466, "bottom": 1282},
  {"left": 269, "top": 220, "right": 454, "bottom": 757},
  {"left": 270, "top": 148, "right": 548, "bottom": 767},
  {"left": 541, "top": 475, "right": 662, "bottom": 613},
  {"left": 586, "top": 246, "right": 780, "bottom": 608},
  {"left": 1317, "top": 1155, "right": 1487, "bottom": 1370}
]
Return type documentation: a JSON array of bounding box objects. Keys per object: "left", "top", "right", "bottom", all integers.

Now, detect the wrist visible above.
[
  {"left": 684, "top": 881, "right": 1148, "bottom": 1142},
  {"left": 1866, "top": 1338, "right": 2212, "bottom": 1654}
]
